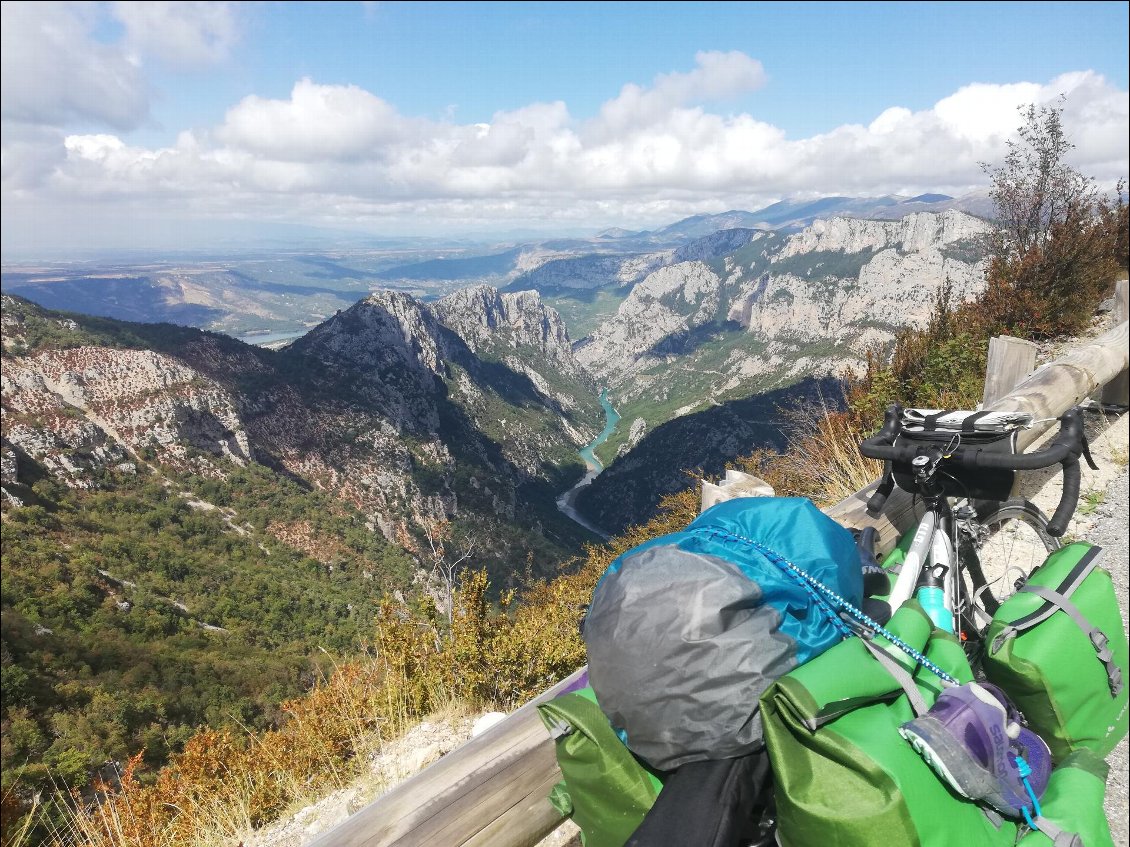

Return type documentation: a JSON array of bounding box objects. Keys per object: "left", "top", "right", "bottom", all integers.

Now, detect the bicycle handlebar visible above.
[{"left": 860, "top": 405, "right": 1093, "bottom": 536}]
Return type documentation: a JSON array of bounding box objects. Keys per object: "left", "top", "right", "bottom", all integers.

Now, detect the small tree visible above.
[
  {"left": 418, "top": 515, "right": 476, "bottom": 636},
  {"left": 980, "top": 100, "right": 1126, "bottom": 338}
]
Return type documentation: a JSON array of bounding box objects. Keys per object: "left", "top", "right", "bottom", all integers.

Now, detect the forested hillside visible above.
[{"left": 0, "top": 288, "right": 601, "bottom": 821}]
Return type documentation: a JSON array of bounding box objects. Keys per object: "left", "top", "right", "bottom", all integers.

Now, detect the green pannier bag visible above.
[
  {"left": 983, "top": 542, "right": 1128, "bottom": 760},
  {"left": 761, "top": 601, "right": 1020, "bottom": 847},
  {"left": 537, "top": 686, "right": 664, "bottom": 847},
  {"left": 1016, "top": 749, "right": 1114, "bottom": 847}
]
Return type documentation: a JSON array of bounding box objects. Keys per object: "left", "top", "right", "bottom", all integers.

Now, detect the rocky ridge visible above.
[
  {"left": 1, "top": 288, "right": 601, "bottom": 579},
  {"left": 575, "top": 211, "right": 991, "bottom": 415}
]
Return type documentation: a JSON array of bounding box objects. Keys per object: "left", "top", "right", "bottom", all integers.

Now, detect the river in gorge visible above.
[{"left": 555, "top": 389, "right": 620, "bottom": 539}]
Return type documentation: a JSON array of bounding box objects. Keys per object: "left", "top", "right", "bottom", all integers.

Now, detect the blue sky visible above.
[{"left": 2, "top": 1, "right": 1128, "bottom": 255}]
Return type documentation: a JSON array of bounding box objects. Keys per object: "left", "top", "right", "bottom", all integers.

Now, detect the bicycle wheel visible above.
[{"left": 959, "top": 498, "right": 1061, "bottom": 625}]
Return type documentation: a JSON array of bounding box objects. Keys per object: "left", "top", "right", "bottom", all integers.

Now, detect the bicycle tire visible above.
[{"left": 958, "top": 498, "right": 1061, "bottom": 636}]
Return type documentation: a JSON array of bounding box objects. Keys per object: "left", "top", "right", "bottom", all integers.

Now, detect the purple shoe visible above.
[{"left": 899, "top": 682, "right": 1051, "bottom": 820}]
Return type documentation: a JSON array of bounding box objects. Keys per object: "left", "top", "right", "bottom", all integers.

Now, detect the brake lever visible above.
[{"left": 1082, "top": 432, "right": 1099, "bottom": 471}]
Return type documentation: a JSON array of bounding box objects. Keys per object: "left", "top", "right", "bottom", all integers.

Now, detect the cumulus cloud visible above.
[
  {"left": 3, "top": 45, "right": 1128, "bottom": 245},
  {"left": 217, "top": 79, "right": 410, "bottom": 161},
  {"left": 593, "top": 50, "right": 767, "bottom": 139}
]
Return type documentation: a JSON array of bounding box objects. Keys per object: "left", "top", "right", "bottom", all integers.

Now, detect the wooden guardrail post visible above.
[
  {"left": 1100, "top": 278, "right": 1129, "bottom": 407},
  {"left": 983, "top": 336, "right": 1037, "bottom": 407}
]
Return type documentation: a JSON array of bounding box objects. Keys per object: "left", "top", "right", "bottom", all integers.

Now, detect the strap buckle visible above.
[{"left": 1089, "top": 629, "right": 1110, "bottom": 657}]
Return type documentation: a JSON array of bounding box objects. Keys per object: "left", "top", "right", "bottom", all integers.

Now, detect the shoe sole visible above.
[{"left": 899, "top": 725, "right": 973, "bottom": 800}]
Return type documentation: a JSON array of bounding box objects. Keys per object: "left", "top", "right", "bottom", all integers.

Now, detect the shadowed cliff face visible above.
[{"left": 574, "top": 377, "right": 847, "bottom": 534}]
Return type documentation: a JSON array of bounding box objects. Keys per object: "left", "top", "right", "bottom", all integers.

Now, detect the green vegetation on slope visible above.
[
  {"left": 1, "top": 462, "right": 414, "bottom": 802},
  {"left": 542, "top": 287, "right": 633, "bottom": 341}
]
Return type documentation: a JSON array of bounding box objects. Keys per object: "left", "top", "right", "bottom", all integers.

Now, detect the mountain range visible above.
[
  {"left": 0, "top": 202, "right": 997, "bottom": 794},
  {"left": 3, "top": 203, "right": 997, "bottom": 553},
  {"left": 0, "top": 192, "right": 994, "bottom": 340}
]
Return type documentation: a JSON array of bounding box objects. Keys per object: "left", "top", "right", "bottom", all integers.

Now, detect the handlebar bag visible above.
[
  {"left": 760, "top": 602, "right": 1019, "bottom": 846},
  {"left": 891, "top": 409, "right": 1023, "bottom": 501},
  {"left": 983, "top": 542, "right": 1128, "bottom": 759}
]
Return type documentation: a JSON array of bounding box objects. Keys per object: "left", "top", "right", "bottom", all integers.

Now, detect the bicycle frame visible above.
[{"left": 886, "top": 500, "right": 959, "bottom": 633}]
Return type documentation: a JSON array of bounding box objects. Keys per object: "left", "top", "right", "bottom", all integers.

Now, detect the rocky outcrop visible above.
[
  {"left": 1, "top": 293, "right": 601, "bottom": 578},
  {"left": 287, "top": 291, "right": 448, "bottom": 434},
  {"left": 2, "top": 346, "right": 251, "bottom": 484},
  {"left": 575, "top": 261, "right": 725, "bottom": 387},
  {"left": 578, "top": 211, "right": 991, "bottom": 406},
  {"left": 728, "top": 211, "right": 991, "bottom": 346},
  {"left": 432, "top": 287, "right": 587, "bottom": 379},
  {"left": 776, "top": 209, "right": 989, "bottom": 257},
  {"left": 432, "top": 286, "right": 598, "bottom": 424}
]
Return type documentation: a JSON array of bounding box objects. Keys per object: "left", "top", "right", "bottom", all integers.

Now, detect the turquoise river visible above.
[{"left": 578, "top": 389, "right": 621, "bottom": 472}]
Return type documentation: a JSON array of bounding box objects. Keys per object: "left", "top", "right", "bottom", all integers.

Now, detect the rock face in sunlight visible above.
[
  {"left": 575, "top": 211, "right": 991, "bottom": 412},
  {"left": 3, "top": 346, "right": 252, "bottom": 485}
]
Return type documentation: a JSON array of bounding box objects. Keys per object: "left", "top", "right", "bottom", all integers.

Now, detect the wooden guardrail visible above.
[{"left": 311, "top": 279, "right": 1128, "bottom": 847}]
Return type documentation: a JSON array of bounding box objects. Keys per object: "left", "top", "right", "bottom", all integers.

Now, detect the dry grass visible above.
[{"left": 736, "top": 402, "right": 883, "bottom": 507}]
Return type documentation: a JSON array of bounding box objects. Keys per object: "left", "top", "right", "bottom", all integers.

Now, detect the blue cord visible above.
[
  {"left": 690, "top": 527, "right": 959, "bottom": 686},
  {"left": 1016, "top": 755, "right": 1043, "bottom": 830}
]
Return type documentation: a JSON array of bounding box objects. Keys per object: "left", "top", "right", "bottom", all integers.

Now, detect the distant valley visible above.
[
  {"left": 3, "top": 199, "right": 995, "bottom": 535},
  {"left": 1, "top": 191, "right": 992, "bottom": 342}
]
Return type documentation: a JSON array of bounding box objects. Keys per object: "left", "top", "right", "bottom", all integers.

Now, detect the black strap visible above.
[
  {"left": 961, "top": 410, "right": 992, "bottom": 432},
  {"left": 922, "top": 410, "right": 953, "bottom": 431},
  {"left": 995, "top": 546, "right": 1103, "bottom": 635}
]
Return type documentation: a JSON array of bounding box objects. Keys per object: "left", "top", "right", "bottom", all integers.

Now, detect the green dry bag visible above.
[
  {"left": 983, "top": 542, "right": 1128, "bottom": 760},
  {"left": 1016, "top": 749, "right": 1114, "bottom": 847},
  {"left": 538, "top": 687, "right": 664, "bottom": 847},
  {"left": 761, "top": 601, "right": 1019, "bottom": 847}
]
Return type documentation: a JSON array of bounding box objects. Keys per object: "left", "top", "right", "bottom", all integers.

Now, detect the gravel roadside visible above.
[{"left": 1088, "top": 466, "right": 1129, "bottom": 847}]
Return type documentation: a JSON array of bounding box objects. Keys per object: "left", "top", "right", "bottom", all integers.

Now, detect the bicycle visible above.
[{"left": 856, "top": 402, "right": 1097, "bottom": 659}]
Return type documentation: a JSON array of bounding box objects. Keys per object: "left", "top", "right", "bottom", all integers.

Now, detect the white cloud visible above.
[
  {"left": 933, "top": 81, "right": 1044, "bottom": 143},
  {"left": 0, "top": 2, "right": 149, "bottom": 129},
  {"left": 0, "top": 0, "right": 243, "bottom": 159},
  {"left": 112, "top": 1, "right": 241, "bottom": 67},
  {"left": 217, "top": 78, "right": 410, "bottom": 161},
  {"left": 1, "top": 124, "right": 69, "bottom": 192},
  {"left": 2, "top": 47, "right": 1128, "bottom": 247},
  {"left": 593, "top": 50, "right": 767, "bottom": 139}
]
